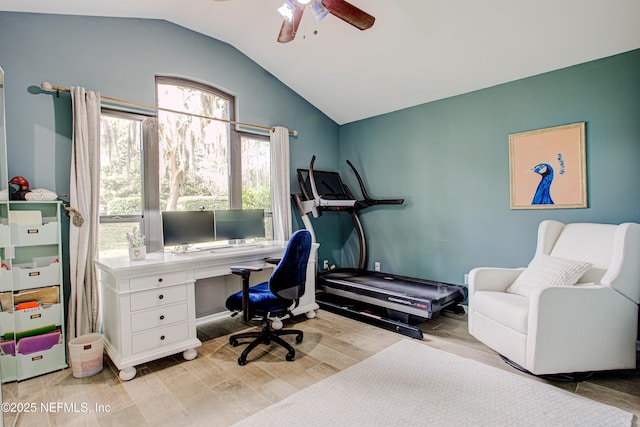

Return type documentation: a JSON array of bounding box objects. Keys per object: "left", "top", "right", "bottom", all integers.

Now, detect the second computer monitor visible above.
[{"left": 214, "top": 209, "right": 265, "bottom": 241}]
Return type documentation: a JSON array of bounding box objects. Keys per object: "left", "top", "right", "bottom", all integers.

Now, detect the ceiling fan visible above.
[{"left": 276, "top": 0, "right": 375, "bottom": 43}]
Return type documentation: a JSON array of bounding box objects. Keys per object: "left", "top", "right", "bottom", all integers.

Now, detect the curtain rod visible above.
[{"left": 39, "top": 82, "right": 298, "bottom": 136}]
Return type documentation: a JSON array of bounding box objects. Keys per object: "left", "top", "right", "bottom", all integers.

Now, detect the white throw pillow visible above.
[{"left": 506, "top": 254, "right": 592, "bottom": 298}]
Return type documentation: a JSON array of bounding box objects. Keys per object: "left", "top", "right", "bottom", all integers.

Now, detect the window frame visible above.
[
  {"left": 98, "top": 108, "right": 158, "bottom": 255},
  {"left": 238, "top": 131, "right": 272, "bottom": 215}
]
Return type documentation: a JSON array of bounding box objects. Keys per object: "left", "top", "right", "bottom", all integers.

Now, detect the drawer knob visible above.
[
  {"left": 160, "top": 335, "right": 165, "bottom": 340},
  {"left": 158, "top": 278, "right": 163, "bottom": 283},
  {"left": 160, "top": 315, "right": 165, "bottom": 320},
  {"left": 158, "top": 294, "right": 164, "bottom": 300}
]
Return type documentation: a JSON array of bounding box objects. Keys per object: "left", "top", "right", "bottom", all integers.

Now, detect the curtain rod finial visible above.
[
  {"left": 41, "top": 82, "right": 53, "bottom": 91},
  {"left": 291, "top": 130, "right": 298, "bottom": 137}
]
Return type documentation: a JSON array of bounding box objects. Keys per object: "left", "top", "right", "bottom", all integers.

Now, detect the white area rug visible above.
[{"left": 234, "top": 339, "right": 632, "bottom": 427}]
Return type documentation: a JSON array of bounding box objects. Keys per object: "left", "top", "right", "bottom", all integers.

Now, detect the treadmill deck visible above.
[
  {"left": 317, "top": 268, "right": 466, "bottom": 338},
  {"left": 320, "top": 268, "right": 465, "bottom": 318}
]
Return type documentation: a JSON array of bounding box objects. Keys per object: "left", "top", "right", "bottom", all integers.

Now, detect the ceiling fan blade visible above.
[
  {"left": 322, "top": 0, "right": 375, "bottom": 30},
  {"left": 277, "top": 5, "right": 305, "bottom": 43}
]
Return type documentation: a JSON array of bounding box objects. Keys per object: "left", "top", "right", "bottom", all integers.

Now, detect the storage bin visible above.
[
  {"left": 0, "top": 223, "right": 9, "bottom": 247},
  {"left": 14, "top": 303, "right": 62, "bottom": 332},
  {"left": 2, "top": 338, "right": 67, "bottom": 382},
  {"left": 10, "top": 221, "right": 59, "bottom": 247},
  {"left": 0, "top": 353, "right": 16, "bottom": 382},
  {"left": 0, "top": 267, "right": 12, "bottom": 292},
  {"left": 16, "top": 341, "right": 66, "bottom": 381},
  {"left": 68, "top": 333, "right": 103, "bottom": 378},
  {"left": 12, "top": 259, "right": 61, "bottom": 291},
  {"left": 0, "top": 310, "right": 14, "bottom": 336}
]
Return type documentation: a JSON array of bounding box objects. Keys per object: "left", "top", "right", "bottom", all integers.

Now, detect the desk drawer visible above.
[
  {"left": 130, "top": 285, "right": 187, "bottom": 312},
  {"left": 131, "top": 322, "right": 189, "bottom": 354},
  {"left": 129, "top": 271, "right": 188, "bottom": 291},
  {"left": 130, "top": 303, "right": 188, "bottom": 333}
]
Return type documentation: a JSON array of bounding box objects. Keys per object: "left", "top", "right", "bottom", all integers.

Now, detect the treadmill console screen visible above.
[{"left": 297, "top": 169, "right": 353, "bottom": 201}]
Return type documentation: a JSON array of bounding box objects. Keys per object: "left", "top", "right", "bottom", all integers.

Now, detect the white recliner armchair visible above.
[{"left": 468, "top": 220, "right": 640, "bottom": 375}]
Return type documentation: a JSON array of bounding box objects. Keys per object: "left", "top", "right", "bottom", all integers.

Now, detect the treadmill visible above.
[{"left": 293, "top": 156, "right": 466, "bottom": 339}]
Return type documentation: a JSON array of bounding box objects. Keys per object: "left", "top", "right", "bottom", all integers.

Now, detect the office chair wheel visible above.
[
  {"left": 238, "top": 356, "right": 248, "bottom": 366},
  {"left": 229, "top": 337, "right": 239, "bottom": 347},
  {"left": 285, "top": 350, "right": 296, "bottom": 362},
  {"left": 295, "top": 333, "right": 303, "bottom": 344}
]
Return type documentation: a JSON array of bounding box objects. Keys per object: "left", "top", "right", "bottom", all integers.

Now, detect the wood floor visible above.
[{"left": 2, "top": 309, "right": 639, "bottom": 426}]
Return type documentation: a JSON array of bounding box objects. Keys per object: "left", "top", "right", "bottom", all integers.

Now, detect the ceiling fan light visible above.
[
  {"left": 310, "top": 1, "right": 329, "bottom": 23},
  {"left": 277, "top": 1, "right": 297, "bottom": 23},
  {"left": 297, "top": 0, "right": 313, "bottom": 5}
]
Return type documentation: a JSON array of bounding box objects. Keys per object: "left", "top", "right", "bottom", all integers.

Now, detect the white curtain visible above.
[
  {"left": 68, "top": 87, "right": 101, "bottom": 340},
  {"left": 270, "top": 126, "right": 292, "bottom": 241}
]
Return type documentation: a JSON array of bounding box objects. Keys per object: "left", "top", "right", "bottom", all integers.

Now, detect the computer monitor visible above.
[
  {"left": 214, "top": 209, "right": 265, "bottom": 242},
  {"left": 161, "top": 210, "right": 215, "bottom": 248}
]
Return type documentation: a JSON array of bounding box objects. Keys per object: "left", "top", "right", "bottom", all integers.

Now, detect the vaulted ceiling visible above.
[{"left": 1, "top": 0, "right": 639, "bottom": 124}]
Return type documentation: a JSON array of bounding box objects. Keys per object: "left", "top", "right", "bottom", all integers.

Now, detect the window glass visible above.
[
  {"left": 99, "top": 112, "right": 144, "bottom": 258},
  {"left": 241, "top": 135, "right": 272, "bottom": 239},
  {"left": 157, "top": 80, "right": 230, "bottom": 211}
]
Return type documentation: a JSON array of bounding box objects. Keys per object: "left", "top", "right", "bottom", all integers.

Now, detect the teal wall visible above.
[
  {"left": 0, "top": 12, "right": 342, "bottom": 265},
  {"left": 337, "top": 49, "right": 640, "bottom": 285}
]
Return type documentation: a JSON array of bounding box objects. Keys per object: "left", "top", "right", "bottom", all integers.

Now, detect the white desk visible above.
[{"left": 95, "top": 242, "right": 319, "bottom": 380}]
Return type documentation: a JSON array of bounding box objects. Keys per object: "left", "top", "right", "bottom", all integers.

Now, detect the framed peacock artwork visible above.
[{"left": 509, "top": 122, "right": 586, "bottom": 209}]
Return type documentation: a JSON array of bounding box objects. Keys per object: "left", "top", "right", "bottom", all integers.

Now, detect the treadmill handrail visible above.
[
  {"left": 297, "top": 155, "right": 405, "bottom": 268},
  {"left": 346, "top": 160, "right": 404, "bottom": 210}
]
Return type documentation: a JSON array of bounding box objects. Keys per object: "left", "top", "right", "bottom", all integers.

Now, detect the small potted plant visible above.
[{"left": 126, "top": 227, "right": 146, "bottom": 261}]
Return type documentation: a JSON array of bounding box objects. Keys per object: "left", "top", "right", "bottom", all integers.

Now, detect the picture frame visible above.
[{"left": 509, "top": 122, "right": 586, "bottom": 210}]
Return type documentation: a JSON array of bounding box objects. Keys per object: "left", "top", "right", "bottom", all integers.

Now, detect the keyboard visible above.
[{"left": 209, "top": 244, "right": 259, "bottom": 254}]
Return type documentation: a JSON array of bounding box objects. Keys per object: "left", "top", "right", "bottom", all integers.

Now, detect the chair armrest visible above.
[
  {"left": 230, "top": 265, "right": 264, "bottom": 274},
  {"left": 527, "top": 284, "right": 638, "bottom": 373},
  {"left": 230, "top": 266, "right": 264, "bottom": 322},
  {"left": 468, "top": 267, "right": 525, "bottom": 294}
]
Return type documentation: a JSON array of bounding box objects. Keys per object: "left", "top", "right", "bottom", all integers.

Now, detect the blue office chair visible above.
[{"left": 225, "top": 229, "right": 312, "bottom": 366}]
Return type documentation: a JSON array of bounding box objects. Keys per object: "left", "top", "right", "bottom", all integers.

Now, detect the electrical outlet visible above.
[
  {"left": 464, "top": 273, "right": 469, "bottom": 285},
  {"left": 374, "top": 261, "right": 381, "bottom": 272},
  {"left": 323, "top": 260, "right": 329, "bottom": 270}
]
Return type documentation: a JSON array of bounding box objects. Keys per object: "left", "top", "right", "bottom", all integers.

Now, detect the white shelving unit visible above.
[{"left": 0, "top": 201, "right": 67, "bottom": 382}]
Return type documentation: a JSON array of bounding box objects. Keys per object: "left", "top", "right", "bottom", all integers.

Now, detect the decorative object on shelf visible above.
[
  {"left": 508, "top": 122, "right": 587, "bottom": 210},
  {"left": 9, "top": 175, "right": 83, "bottom": 226},
  {"left": 8, "top": 176, "right": 60, "bottom": 201},
  {"left": 128, "top": 246, "right": 146, "bottom": 261},
  {"left": 126, "top": 227, "right": 146, "bottom": 261}
]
